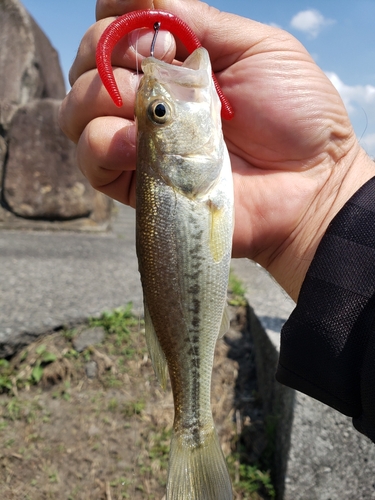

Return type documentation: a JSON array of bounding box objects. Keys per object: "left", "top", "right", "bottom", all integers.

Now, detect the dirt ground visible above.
[{"left": 0, "top": 298, "right": 274, "bottom": 499}]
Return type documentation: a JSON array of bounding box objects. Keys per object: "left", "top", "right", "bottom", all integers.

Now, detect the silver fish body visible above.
[{"left": 135, "top": 47, "right": 234, "bottom": 500}]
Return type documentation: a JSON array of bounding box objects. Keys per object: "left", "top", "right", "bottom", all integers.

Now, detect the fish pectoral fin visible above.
[
  {"left": 207, "top": 200, "right": 229, "bottom": 263},
  {"left": 167, "top": 428, "right": 233, "bottom": 500},
  {"left": 144, "top": 302, "right": 168, "bottom": 390},
  {"left": 218, "top": 304, "right": 231, "bottom": 339}
]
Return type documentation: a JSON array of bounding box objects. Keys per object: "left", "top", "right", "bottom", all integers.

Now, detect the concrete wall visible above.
[{"left": 231, "top": 259, "right": 375, "bottom": 500}]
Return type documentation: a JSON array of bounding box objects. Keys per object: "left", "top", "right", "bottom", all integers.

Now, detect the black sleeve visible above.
[{"left": 276, "top": 176, "right": 375, "bottom": 443}]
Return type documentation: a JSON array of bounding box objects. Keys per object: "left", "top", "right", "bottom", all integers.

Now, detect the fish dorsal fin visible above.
[
  {"left": 218, "top": 304, "right": 230, "bottom": 339},
  {"left": 144, "top": 302, "right": 168, "bottom": 390}
]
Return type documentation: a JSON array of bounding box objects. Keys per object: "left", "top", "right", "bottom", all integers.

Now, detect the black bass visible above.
[{"left": 135, "top": 47, "right": 234, "bottom": 500}]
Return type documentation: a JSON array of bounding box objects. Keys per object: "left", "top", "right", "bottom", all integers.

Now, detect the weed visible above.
[
  {"left": 122, "top": 399, "right": 145, "bottom": 417},
  {"left": 227, "top": 453, "right": 276, "bottom": 499},
  {"left": 0, "top": 359, "right": 13, "bottom": 392},
  {"left": 0, "top": 420, "right": 8, "bottom": 431},
  {"left": 48, "top": 471, "right": 59, "bottom": 483},
  {"left": 64, "top": 349, "right": 80, "bottom": 359},
  {"left": 31, "top": 365, "right": 44, "bottom": 384},
  {"left": 5, "top": 438, "right": 15, "bottom": 447},
  {"left": 90, "top": 303, "right": 134, "bottom": 338},
  {"left": 148, "top": 427, "right": 171, "bottom": 476},
  {"left": 103, "top": 375, "right": 122, "bottom": 389},
  {"left": 108, "top": 398, "right": 118, "bottom": 412},
  {"left": 4, "top": 399, "right": 22, "bottom": 420},
  {"left": 228, "top": 271, "right": 247, "bottom": 306}
]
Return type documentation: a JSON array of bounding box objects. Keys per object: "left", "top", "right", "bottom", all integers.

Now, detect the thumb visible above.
[{"left": 127, "top": 27, "right": 176, "bottom": 62}]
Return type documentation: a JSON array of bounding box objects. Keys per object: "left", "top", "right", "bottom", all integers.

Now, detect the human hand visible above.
[{"left": 59, "top": 0, "right": 375, "bottom": 300}]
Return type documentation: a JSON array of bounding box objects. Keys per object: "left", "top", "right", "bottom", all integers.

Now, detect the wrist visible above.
[{"left": 267, "top": 144, "right": 375, "bottom": 301}]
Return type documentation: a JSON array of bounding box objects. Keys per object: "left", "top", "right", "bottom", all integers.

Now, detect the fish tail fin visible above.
[{"left": 167, "top": 428, "right": 233, "bottom": 500}]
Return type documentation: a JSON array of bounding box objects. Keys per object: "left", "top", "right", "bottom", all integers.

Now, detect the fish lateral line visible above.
[{"left": 96, "top": 9, "right": 234, "bottom": 120}]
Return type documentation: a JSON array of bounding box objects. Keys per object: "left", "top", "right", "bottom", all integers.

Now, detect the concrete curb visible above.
[{"left": 231, "top": 259, "right": 375, "bottom": 500}]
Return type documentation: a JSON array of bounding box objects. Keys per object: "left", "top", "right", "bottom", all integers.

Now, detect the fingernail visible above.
[{"left": 128, "top": 28, "right": 174, "bottom": 59}]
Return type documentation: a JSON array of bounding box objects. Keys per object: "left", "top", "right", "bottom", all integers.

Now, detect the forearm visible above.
[{"left": 268, "top": 144, "right": 375, "bottom": 301}]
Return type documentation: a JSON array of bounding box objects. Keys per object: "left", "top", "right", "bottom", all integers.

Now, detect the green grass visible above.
[
  {"left": 227, "top": 453, "right": 276, "bottom": 499},
  {"left": 228, "top": 271, "right": 247, "bottom": 306},
  {"left": 90, "top": 303, "right": 138, "bottom": 340}
]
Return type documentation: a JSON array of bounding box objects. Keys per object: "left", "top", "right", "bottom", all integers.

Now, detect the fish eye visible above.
[{"left": 148, "top": 100, "right": 170, "bottom": 125}]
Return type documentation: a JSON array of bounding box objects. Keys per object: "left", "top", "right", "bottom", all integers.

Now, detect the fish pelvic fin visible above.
[
  {"left": 167, "top": 428, "right": 233, "bottom": 500},
  {"left": 144, "top": 301, "right": 168, "bottom": 390},
  {"left": 218, "top": 304, "right": 230, "bottom": 339}
]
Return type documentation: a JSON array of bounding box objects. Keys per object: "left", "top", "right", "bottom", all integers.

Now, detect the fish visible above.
[{"left": 135, "top": 47, "right": 234, "bottom": 500}]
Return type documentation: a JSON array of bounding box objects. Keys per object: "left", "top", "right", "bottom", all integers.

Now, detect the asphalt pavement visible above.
[{"left": 0, "top": 203, "right": 143, "bottom": 356}]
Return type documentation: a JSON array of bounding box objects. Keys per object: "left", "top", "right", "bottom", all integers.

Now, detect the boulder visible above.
[
  {"left": 2, "top": 98, "right": 109, "bottom": 221},
  {"left": 0, "top": 0, "right": 112, "bottom": 229},
  {"left": 0, "top": 0, "right": 65, "bottom": 129}
]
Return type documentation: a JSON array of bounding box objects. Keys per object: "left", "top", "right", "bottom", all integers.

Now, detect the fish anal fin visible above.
[{"left": 144, "top": 302, "right": 168, "bottom": 390}]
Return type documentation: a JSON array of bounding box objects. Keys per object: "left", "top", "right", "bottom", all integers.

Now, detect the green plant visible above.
[
  {"left": 228, "top": 271, "right": 247, "bottom": 306},
  {"left": 0, "top": 359, "right": 13, "bottom": 392},
  {"left": 122, "top": 399, "right": 145, "bottom": 417},
  {"left": 90, "top": 303, "right": 135, "bottom": 339},
  {"left": 108, "top": 398, "right": 118, "bottom": 412},
  {"left": 148, "top": 427, "right": 172, "bottom": 475},
  {"left": 227, "top": 452, "right": 276, "bottom": 499},
  {"left": 48, "top": 470, "right": 59, "bottom": 483},
  {"left": 29, "top": 345, "right": 57, "bottom": 385},
  {"left": 4, "top": 399, "right": 22, "bottom": 420}
]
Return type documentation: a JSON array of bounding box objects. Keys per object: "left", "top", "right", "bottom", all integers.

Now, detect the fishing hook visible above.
[
  {"left": 150, "top": 21, "right": 161, "bottom": 57},
  {"left": 96, "top": 10, "right": 234, "bottom": 120}
]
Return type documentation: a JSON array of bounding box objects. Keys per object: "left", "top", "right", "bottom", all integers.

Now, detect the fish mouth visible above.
[{"left": 141, "top": 47, "right": 212, "bottom": 99}]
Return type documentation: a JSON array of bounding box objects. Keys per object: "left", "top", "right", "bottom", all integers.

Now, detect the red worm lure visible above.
[{"left": 96, "top": 10, "right": 234, "bottom": 120}]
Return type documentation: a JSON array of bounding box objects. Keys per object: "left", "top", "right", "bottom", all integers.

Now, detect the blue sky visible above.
[{"left": 21, "top": 0, "right": 375, "bottom": 156}]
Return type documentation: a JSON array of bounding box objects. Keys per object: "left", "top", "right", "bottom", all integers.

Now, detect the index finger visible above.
[{"left": 95, "top": 0, "right": 266, "bottom": 70}]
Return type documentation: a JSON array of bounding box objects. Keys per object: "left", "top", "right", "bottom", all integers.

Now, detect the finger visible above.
[
  {"left": 96, "top": 0, "right": 153, "bottom": 20},
  {"left": 69, "top": 18, "right": 176, "bottom": 85},
  {"left": 60, "top": 67, "right": 140, "bottom": 143},
  {"left": 77, "top": 116, "right": 137, "bottom": 207},
  {"left": 96, "top": 0, "right": 272, "bottom": 68}
]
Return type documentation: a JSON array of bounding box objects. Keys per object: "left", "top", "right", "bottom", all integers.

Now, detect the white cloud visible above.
[
  {"left": 326, "top": 72, "right": 375, "bottom": 156},
  {"left": 290, "top": 10, "right": 335, "bottom": 38},
  {"left": 326, "top": 72, "right": 375, "bottom": 114},
  {"left": 361, "top": 133, "right": 375, "bottom": 158}
]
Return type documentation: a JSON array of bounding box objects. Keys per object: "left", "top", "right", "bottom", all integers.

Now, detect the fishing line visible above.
[
  {"left": 134, "top": 30, "right": 140, "bottom": 78},
  {"left": 358, "top": 106, "right": 369, "bottom": 144}
]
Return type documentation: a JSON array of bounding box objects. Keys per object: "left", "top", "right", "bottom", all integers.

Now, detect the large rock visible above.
[
  {"left": 0, "top": 0, "right": 112, "bottom": 230},
  {"left": 2, "top": 98, "right": 110, "bottom": 221},
  {"left": 0, "top": 0, "right": 65, "bottom": 128}
]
